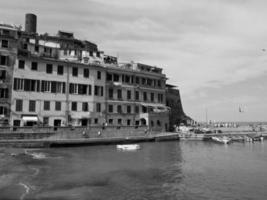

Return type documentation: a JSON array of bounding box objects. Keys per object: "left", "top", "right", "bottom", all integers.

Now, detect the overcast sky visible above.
[{"left": 1, "top": 0, "right": 267, "bottom": 122}]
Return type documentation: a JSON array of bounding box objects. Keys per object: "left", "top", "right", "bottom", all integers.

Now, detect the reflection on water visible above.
[{"left": 0, "top": 141, "right": 267, "bottom": 200}]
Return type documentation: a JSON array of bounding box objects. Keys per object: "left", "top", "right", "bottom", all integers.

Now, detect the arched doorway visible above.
[{"left": 140, "top": 118, "right": 146, "bottom": 126}]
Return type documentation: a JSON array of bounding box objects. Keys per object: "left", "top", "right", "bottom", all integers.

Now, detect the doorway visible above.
[
  {"left": 54, "top": 119, "right": 61, "bottom": 127},
  {"left": 81, "top": 119, "right": 88, "bottom": 126},
  {"left": 140, "top": 118, "right": 146, "bottom": 126}
]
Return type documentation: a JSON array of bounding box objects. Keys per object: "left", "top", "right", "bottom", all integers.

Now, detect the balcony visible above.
[
  {"left": 0, "top": 98, "right": 9, "bottom": 104},
  {"left": 40, "top": 51, "right": 59, "bottom": 59},
  {"left": 17, "top": 49, "right": 30, "bottom": 57},
  {"left": 106, "top": 81, "right": 122, "bottom": 87}
]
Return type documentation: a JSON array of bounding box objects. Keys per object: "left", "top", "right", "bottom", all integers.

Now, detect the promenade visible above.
[{"left": 0, "top": 132, "right": 179, "bottom": 148}]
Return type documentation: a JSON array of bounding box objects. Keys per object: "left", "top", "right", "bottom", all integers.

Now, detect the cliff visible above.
[{"left": 166, "top": 84, "right": 192, "bottom": 130}]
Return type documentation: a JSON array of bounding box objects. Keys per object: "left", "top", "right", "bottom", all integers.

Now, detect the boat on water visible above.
[
  {"left": 211, "top": 136, "right": 231, "bottom": 144},
  {"left": 116, "top": 144, "right": 141, "bottom": 151}
]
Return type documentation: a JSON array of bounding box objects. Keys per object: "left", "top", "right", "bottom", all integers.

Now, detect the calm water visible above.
[{"left": 0, "top": 141, "right": 267, "bottom": 200}]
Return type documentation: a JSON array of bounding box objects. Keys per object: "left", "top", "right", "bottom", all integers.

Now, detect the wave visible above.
[
  {"left": 30, "top": 167, "right": 40, "bottom": 176},
  {"left": 23, "top": 149, "right": 63, "bottom": 159},
  {"left": 19, "top": 182, "right": 30, "bottom": 200},
  {"left": 24, "top": 149, "right": 46, "bottom": 160}
]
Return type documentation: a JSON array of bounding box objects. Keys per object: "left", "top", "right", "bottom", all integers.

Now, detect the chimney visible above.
[{"left": 25, "top": 13, "right": 37, "bottom": 33}]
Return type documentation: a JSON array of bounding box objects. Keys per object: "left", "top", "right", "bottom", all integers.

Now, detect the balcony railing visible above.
[{"left": 17, "top": 49, "right": 30, "bottom": 57}]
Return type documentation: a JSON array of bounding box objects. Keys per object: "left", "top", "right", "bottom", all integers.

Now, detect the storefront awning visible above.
[
  {"left": 140, "top": 103, "right": 161, "bottom": 107},
  {"left": 140, "top": 103, "right": 170, "bottom": 112},
  {"left": 140, "top": 103, "right": 169, "bottom": 109},
  {"left": 22, "top": 116, "right": 38, "bottom": 121},
  {"left": 70, "top": 112, "right": 90, "bottom": 119}
]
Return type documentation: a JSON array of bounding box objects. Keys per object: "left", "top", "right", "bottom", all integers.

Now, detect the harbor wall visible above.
[
  {"left": 0, "top": 125, "right": 179, "bottom": 148},
  {"left": 0, "top": 125, "right": 150, "bottom": 140}
]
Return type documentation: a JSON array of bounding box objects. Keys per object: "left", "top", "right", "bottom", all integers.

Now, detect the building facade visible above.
[
  {"left": 105, "top": 63, "right": 169, "bottom": 131},
  {"left": 0, "top": 14, "right": 170, "bottom": 131}
]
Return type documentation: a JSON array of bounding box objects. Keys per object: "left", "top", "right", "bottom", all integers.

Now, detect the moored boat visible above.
[
  {"left": 211, "top": 136, "right": 231, "bottom": 144},
  {"left": 116, "top": 144, "right": 141, "bottom": 151}
]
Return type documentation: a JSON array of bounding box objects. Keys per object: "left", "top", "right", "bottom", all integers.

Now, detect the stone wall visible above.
[{"left": 0, "top": 125, "right": 151, "bottom": 140}]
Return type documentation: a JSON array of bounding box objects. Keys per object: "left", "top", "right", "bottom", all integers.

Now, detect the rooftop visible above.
[{"left": 1, "top": 14, "right": 165, "bottom": 75}]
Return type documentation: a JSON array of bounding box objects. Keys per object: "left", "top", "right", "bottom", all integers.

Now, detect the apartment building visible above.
[
  {"left": 105, "top": 63, "right": 169, "bottom": 131},
  {"left": 0, "top": 24, "right": 18, "bottom": 126},
  {"left": 0, "top": 13, "right": 170, "bottom": 131}
]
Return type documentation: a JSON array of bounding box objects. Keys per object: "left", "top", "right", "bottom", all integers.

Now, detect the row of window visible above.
[
  {"left": 17, "top": 60, "right": 163, "bottom": 87},
  {"left": 63, "top": 49, "right": 101, "bottom": 57},
  {"left": 43, "top": 118, "right": 136, "bottom": 126},
  {"left": 12, "top": 117, "right": 163, "bottom": 127},
  {"left": 108, "top": 104, "right": 150, "bottom": 114},
  {"left": 43, "top": 101, "right": 90, "bottom": 112},
  {"left": 106, "top": 119, "right": 162, "bottom": 127},
  {"left": 15, "top": 99, "right": 103, "bottom": 113},
  {"left": 13, "top": 78, "right": 104, "bottom": 96},
  {"left": 107, "top": 118, "right": 133, "bottom": 126},
  {"left": 18, "top": 60, "right": 102, "bottom": 79},
  {"left": 13, "top": 78, "right": 164, "bottom": 101},
  {"left": 21, "top": 40, "right": 102, "bottom": 61},
  {"left": 21, "top": 41, "right": 56, "bottom": 58},
  {"left": 14, "top": 78, "right": 66, "bottom": 93},
  {"left": 108, "top": 88, "right": 164, "bottom": 103},
  {"left": 14, "top": 99, "right": 159, "bottom": 114},
  {"left": 106, "top": 72, "right": 163, "bottom": 88}
]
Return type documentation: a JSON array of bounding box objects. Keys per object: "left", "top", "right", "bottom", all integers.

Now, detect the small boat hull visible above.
[
  {"left": 211, "top": 136, "right": 231, "bottom": 144},
  {"left": 116, "top": 144, "right": 140, "bottom": 151}
]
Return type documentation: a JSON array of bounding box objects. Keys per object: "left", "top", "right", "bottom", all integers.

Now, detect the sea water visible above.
[{"left": 0, "top": 140, "right": 267, "bottom": 200}]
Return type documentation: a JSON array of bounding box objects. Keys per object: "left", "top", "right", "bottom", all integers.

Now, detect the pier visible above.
[{"left": 178, "top": 131, "right": 267, "bottom": 141}]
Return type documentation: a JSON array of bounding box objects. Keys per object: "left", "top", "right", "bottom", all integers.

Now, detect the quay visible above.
[
  {"left": 0, "top": 131, "right": 179, "bottom": 148},
  {"left": 0, "top": 125, "right": 180, "bottom": 148}
]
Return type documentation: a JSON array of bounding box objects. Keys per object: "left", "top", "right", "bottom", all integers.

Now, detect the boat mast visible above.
[{"left": 205, "top": 108, "right": 208, "bottom": 127}]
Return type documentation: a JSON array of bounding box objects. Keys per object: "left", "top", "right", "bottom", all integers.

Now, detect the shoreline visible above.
[{"left": 0, "top": 130, "right": 266, "bottom": 148}]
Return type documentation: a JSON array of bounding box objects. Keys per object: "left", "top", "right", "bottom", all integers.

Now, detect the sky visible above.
[{"left": 1, "top": 0, "right": 267, "bottom": 122}]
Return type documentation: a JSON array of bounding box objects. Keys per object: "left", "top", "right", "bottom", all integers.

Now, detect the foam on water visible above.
[
  {"left": 30, "top": 167, "right": 40, "bottom": 176},
  {"left": 24, "top": 149, "right": 46, "bottom": 159},
  {"left": 19, "top": 182, "right": 30, "bottom": 200}
]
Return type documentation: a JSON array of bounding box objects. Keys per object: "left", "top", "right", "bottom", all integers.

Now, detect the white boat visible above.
[
  {"left": 244, "top": 136, "right": 253, "bottom": 142},
  {"left": 116, "top": 144, "right": 140, "bottom": 151},
  {"left": 211, "top": 136, "right": 231, "bottom": 144},
  {"left": 178, "top": 125, "right": 190, "bottom": 133}
]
